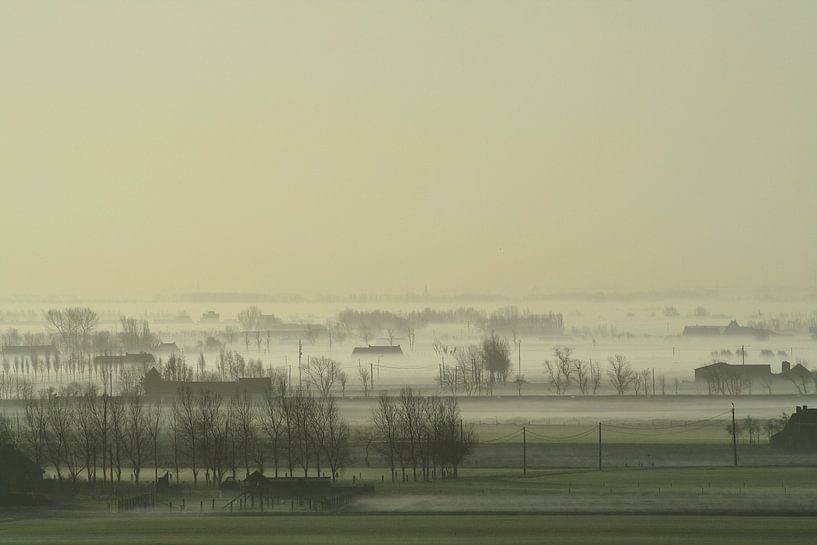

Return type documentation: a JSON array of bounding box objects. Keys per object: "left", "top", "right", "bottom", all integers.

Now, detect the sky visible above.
[{"left": 1, "top": 1, "right": 815, "bottom": 298}]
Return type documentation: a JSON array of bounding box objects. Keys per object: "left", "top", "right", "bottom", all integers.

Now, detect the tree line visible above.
[{"left": 4, "top": 383, "right": 475, "bottom": 487}]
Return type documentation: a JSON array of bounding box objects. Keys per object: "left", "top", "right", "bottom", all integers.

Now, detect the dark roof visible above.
[
  {"left": 694, "top": 362, "right": 772, "bottom": 380},
  {"left": 352, "top": 345, "right": 404, "bottom": 355},
  {"left": 683, "top": 321, "right": 775, "bottom": 337},
  {"left": 155, "top": 342, "right": 179, "bottom": 353},
  {"left": 94, "top": 353, "right": 156, "bottom": 365},
  {"left": 0, "top": 444, "right": 43, "bottom": 490},
  {"left": 143, "top": 370, "right": 271, "bottom": 397},
  {"left": 2, "top": 345, "right": 58, "bottom": 355},
  {"left": 771, "top": 406, "right": 817, "bottom": 450}
]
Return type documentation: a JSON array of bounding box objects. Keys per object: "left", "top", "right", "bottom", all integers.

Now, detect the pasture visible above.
[{"left": 1, "top": 514, "right": 817, "bottom": 545}]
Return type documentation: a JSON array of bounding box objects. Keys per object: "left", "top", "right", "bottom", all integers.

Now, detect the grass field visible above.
[{"left": 2, "top": 514, "right": 817, "bottom": 545}]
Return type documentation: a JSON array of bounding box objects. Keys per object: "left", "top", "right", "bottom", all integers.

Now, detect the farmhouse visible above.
[
  {"left": 352, "top": 345, "right": 404, "bottom": 356},
  {"left": 694, "top": 362, "right": 772, "bottom": 383},
  {"left": 1, "top": 344, "right": 58, "bottom": 361},
  {"left": 200, "top": 311, "right": 220, "bottom": 323},
  {"left": 142, "top": 367, "right": 270, "bottom": 398},
  {"left": 94, "top": 352, "right": 156, "bottom": 366},
  {"left": 694, "top": 361, "right": 807, "bottom": 384},
  {"left": 155, "top": 342, "right": 180, "bottom": 356},
  {"left": 683, "top": 320, "right": 775, "bottom": 337},
  {"left": 771, "top": 406, "right": 817, "bottom": 450},
  {"left": 0, "top": 444, "right": 43, "bottom": 495}
]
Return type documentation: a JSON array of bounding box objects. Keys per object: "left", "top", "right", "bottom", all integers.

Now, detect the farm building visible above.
[
  {"left": 1, "top": 345, "right": 58, "bottom": 362},
  {"left": 694, "top": 362, "right": 772, "bottom": 383},
  {"left": 352, "top": 345, "right": 404, "bottom": 356},
  {"left": 142, "top": 367, "right": 270, "bottom": 398},
  {"left": 155, "top": 342, "right": 180, "bottom": 356},
  {"left": 94, "top": 353, "right": 156, "bottom": 366},
  {"left": 200, "top": 311, "right": 220, "bottom": 323},
  {"left": 683, "top": 320, "right": 775, "bottom": 337},
  {"left": 0, "top": 444, "right": 43, "bottom": 495},
  {"left": 694, "top": 361, "right": 809, "bottom": 385},
  {"left": 771, "top": 406, "right": 817, "bottom": 450}
]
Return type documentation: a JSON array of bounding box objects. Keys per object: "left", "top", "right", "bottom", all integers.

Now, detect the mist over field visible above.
[{"left": 1, "top": 1, "right": 816, "bottom": 543}]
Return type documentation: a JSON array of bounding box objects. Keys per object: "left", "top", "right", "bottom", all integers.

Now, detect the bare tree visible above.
[
  {"left": 173, "top": 387, "right": 199, "bottom": 486},
  {"left": 589, "top": 360, "right": 602, "bottom": 394},
  {"left": 124, "top": 394, "right": 148, "bottom": 483},
  {"left": 573, "top": 360, "right": 589, "bottom": 394},
  {"left": 482, "top": 335, "right": 511, "bottom": 384},
  {"left": 372, "top": 394, "right": 399, "bottom": 482},
  {"left": 231, "top": 392, "right": 256, "bottom": 478},
  {"left": 237, "top": 306, "right": 262, "bottom": 332},
  {"left": 323, "top": 397, "right": 349, "bottom": 481},
  {"left": 305, "top": 357, "right": 342, "bottom": 398},
  {"left": 261, "top": 386, "right": 285, "bottom": 476},
  {"left": 638, "top": 368, "right": 651, "bottom": 396},
  {"left": 607, "top": 355, "right": 634, "bottom": 395},
  {"left": 145, "top": 402, "right": 162, "bottom": 484},
  {"left": 358, "top": 366, "right": 371, "bottom": 397},
  {"left": 338, "top": 371, "right": 348, "bottom": 397},
  {"left": 513, "top": 374, "right": 527, "bottom": 396}
]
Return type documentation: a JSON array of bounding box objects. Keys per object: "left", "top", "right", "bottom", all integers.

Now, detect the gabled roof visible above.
[
  {"left": 2, "top": 345, "right": 58, "bottom": 355},
  {"left": 94, "top": 353, "right": 156, "bottom": 365},
  {"left": 352, "top": 345, "right": 404, "bottom": 355},
  {"left": 0, "top": 444, "right": 43, "bottom": 488}
]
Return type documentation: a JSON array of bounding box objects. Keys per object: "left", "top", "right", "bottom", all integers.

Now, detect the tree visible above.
[
  {"left": 304, "top": 357, "right": 342, "bottom": 398},
  {"left": 481, "top": 335, "right": 511, "bottom": 384},
  {"left": 173, "top": 387, "right": 200, "bottom": 486},
  {"left": 261, "top": 385, "right": 285, "bottom": 477},
  {"left": 237, "top": 306, "right": 262, "bottom": 332},
  {"left": 573, "top": 360, "right": 590, "bottom": 395},
  {"left": 589, "top": 360, "right": 602, "bottom": 394},
  {"left": 544, "top": 346, "right": 575, "bottom": 395},
  {"left": 607, "top": 355, "right": 634, "bottom": 395},
  {"left": 372, "top": 394, "right": 399, "bottom": 482},
  {"left": 145, "top": 402, "right": 162, "bottom": 484},
  {"left": 124, "top": 394, "right": 149, "bottom": 483},
  {"left": 322, "top": 397, "right": 348, "bottom": 481},
  {"left": 44, "top": 307, "right": 98, "bottom": 356},
  {"left": 231, "top": 392, "right": 256, "bottom": 478},
  {"left": 513, "top": 374, "right": 527, "bottom": 396},
  {"left": 632, "top": 371, "right": 644, "bottom": 396},
  {"left": 358, "top": 366, "right": 371, "bottom": 397}
]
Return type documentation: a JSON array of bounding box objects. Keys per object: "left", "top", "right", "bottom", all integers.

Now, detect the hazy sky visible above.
[{"left": 1, "top": 1, "right": 815, "bottom": 298}]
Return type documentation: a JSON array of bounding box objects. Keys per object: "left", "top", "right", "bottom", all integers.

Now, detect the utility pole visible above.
[
  {"left": 598, "top": 423, "right": 602, "bottom": 471},
  {"left": 370, "top": 363, "right": 374, "bottom": 390},
  {"left": 518, "top": 340, "right": 521, "bottom": 377},
  {"left": 298, "top": 340, "right": 302, "bottom": 390},
  {"left": 652, "top": 368, "right": 655, "bottom": 396},
  {"left": 741, "top": 345, "right": 745, "bottom": 365},
  {"left": 731, "top": 403, "right": 738, "bottom": 466},
  {"left": 523, "top": 426, "right": 527, "bottom": 477}
]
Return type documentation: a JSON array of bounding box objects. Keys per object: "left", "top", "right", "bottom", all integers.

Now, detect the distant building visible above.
[
  {"left": 771, "top": 406, "right": 817, "bottom": 450},
  {"left": 352, "top": 345, "right": 404, "bottom": 356},
  {"left": 200, "top": 311, "right": 220, "bottom": 323},
  {"left": 1, "top": 345, "right": 58, "bottom": 361},
  {"left": 694, "top": 361, "right": 808, "bottom": 389},
  {"left": 694, "top": 361, "right": 772, "bottom": 383},
  {"left": 683, "top": 320, "right": 775, "bottom": 337},
  {"left": 155, "top": 342, "right": 180, "bottom": 357},
  {"left": 94, "top": 353, "right": 156, "bottom": 367},
  {"left": 0, "top": 444, "right": 43, "bottom": 495},
  {"left": 142, "top": 367, "right": 270, "bottom": 398},
  {"left": 253, "top": 324, "right": 328, "bottom": 342}
]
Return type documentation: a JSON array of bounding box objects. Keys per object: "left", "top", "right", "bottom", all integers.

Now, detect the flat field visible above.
[{"left": 3, "top": 514, "right": 817, "bottom": 545}]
